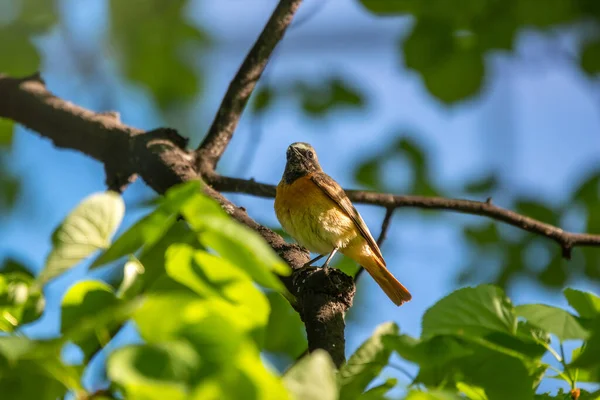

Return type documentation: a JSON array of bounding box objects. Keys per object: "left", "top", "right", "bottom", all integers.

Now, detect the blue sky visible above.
[{"left": 2, "top": 0, "right": 600, "bottom": 395}]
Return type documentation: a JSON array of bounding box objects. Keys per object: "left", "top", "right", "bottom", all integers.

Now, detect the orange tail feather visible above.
[{"left": 344, "top": 246, "right": 411, "bottom": 306}]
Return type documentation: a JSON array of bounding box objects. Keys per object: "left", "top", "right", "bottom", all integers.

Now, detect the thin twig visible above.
[
  {"left": 560, "top": 342, "right": 576, "bottom": 390},
  {"left": 203, "top": 174, "right": 600, "bottom": 259},
  {"left": 196, "top": 0, "right": 303, "bottom": 169}
]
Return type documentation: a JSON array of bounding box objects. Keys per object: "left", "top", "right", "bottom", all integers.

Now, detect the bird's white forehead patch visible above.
[{"left": 289, "top": 142, "right": 313, "bottom": 152}]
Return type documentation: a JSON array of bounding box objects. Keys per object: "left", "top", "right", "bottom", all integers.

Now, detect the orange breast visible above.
[{"left": 274, "top": 174, "right": 357, "bottom": 254}]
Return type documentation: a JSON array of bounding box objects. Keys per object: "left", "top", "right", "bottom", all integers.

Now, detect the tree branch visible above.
[
  {"left": 196, "top": 0, "right": 303, "bottom": 169},
  {"left": 203, "top": 174, "right": 600, "bottom": 259}
]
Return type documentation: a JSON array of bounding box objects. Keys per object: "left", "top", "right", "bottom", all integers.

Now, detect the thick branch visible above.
[
  {"left": 196, "top": 0, "right": 303, "bottom": 169},
  {"left": 1, "top": 72, "right": 352, "bottom": 365},
  {"left": 203, "top": 174, "right": 600, "bottom": 259}
]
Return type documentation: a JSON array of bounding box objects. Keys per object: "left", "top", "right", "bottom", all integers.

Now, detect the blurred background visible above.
[{"left": 1, "top": 0, "right": 600, "bottom": 396}]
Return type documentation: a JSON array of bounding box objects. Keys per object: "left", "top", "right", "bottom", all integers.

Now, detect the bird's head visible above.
[{"left": 283, "top": 142, "right": 322, "bottom": 183}]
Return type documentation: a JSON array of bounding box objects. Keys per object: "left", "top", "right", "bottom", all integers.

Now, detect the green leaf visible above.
[
  {"left": 464, "top": 175, "right": 498, "bottom": 195},
  {"left": 358, "top": 0, "right": 416, "bottom": 16},
  {"left": 0, "top": 118, "right": 14, "bottom": 147},
  {"left": 0, "top": 360, "right": 69, "bottom": 400},
  {"left": 165, "top": 245, "right": 270, "bottom": 338},
  {"left": 563, "top": 288, "right": 600, "bottom": 319},
  {"left": 422, "top": 285, "right": 517, "bottom": 339},
  {"left": 454, "top": 350, "right": 535, "bottom": 400},
  {"left": 354, "top": 157, "right": 382, "bottom": 190},
  {"left": 107, "top": 341, "right": 199, "bottom": 400},
  {"left": 109, "top": 0, "right": 209, "bottom": 108},
  {"left": 295, "top": 78, "right": 365, "bottom": 117},
  {"left": 359, "top": 378, "right": 397, "bottom": 399},
  {"left": 61, "top": 280, "right": 121, "bottom": 360},
  {"left": 570, "top": 319, "right": 600, "bottom": 380},
  {"left": 457, "top": 382, "right": 488, "bottom": 400},
  {"left": 283, "top": 350, "right": 338, "bottom": 400},
  {"left": 515, "top": 304, "right": 589, "bottom": 341},
  {"left": 339, "top": 322, "right": 398, "bottom": 399},
  {"left": 0, "top": 261, "right": 45, "bottom": 330},
  {"left": 91, "top": 181, "right": 201, "bottom": 269},
  {"left": 405, "top": 390, "right": 463, "bottom": 400},
  {"left": 136, "top": 220, "right": 200, "bottom": 289},
  {"left": 403, "top": 20, "right": 484, "bottom": 103},
  {"left": 0, "top": 27, "right": 41, "bottom": 75},
  {"left": 181, "top": 194, "right": 290, "bottom": 291},
  {"left": 253, "top": 86, "right": 275, "bottom": 113},
  {"left": 581, "top": 40, "right": 600, "bottom": 75},
  {"left": 264, "top": 292, "right": 306, "bottom": 358},
  {"left": 90, "top": 208, "right": 174, "bottom": 269},
  {"left": 384, "top": 334, "right": 473, "bottom": 366},
  {"left": 39, "top": 191, "right": 125, "bottom": 284},
  {"left": 514, "top": 200, "right": 558, "bottom": 226}
]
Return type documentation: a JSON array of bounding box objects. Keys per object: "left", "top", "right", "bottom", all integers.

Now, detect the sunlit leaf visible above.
[
  {"left": 107, "top": 341, "right": 198, "bottom": 400},
  {"left": 39, "top": 191, "right": 125, "bottom": 284},
  {"left": 405, "top": 390, "right": 463, "bottom": 400},
  {"left": 61, "top": 280, "right": 121, "bottom": 360},
  {"left": 563, "top": 288, "right": 600, "bottom": 319},
  {"left": 359, "top": 378, "right": 397, "bottom": 399},
  {"left": 165, "top": 244, "right": 270, "bottom": 339},
  {"left": 422, "top": 285, "right": 516, "bottom": 339},
  {"left": 181, "top": 194, "right": 290, "bottom": 291},
  {"left": 515, "top": 304, "right": 589, "bottom": 341},
  {"left": 339, "top": 322, "right": 398, "bottom": 398},
  {"left": 283, "top": 350, "right": 337, "bottom": 400}
]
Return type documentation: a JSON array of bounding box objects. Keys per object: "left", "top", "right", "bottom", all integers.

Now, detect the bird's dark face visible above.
[{"left": 283, "top": 142, "right": 322, "bottom": 183}]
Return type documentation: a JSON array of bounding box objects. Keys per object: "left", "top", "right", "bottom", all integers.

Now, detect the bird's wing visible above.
[{"left": 310, "top": 172, "right": 385, "bottom": 263}]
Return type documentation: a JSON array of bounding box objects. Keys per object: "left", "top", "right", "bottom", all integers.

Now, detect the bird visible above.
[{"left": 274, "top": 142, "right": 412, "bottom": 306}]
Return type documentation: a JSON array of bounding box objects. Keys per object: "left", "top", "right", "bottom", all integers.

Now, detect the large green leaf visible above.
[
  {"left": 384, "top": 334, "right": 474, "bottom": 366},
  {"left": 165, "top": 245, "right": 270, "bottom": 339},
  {"left": 0, "top": 118, "right": 14, "bottom": 148},
  {"left": 563, "top": 288, "right": 600, "bottom": 319},
  {"left": 570, "top": 319, "right": 600, "bottom": 381},
  {"left": 0, "top": 336, "right": 79, "bottom": 399},
  {"left": 91, "top": 181, "right": 202, "bottom": 269},
  {"left": 61, "top": 280, "right": 121, "bottom": 360},
  {"left": 421, "top": 285, "right": 517, "bottom": 339},
  {"left": 358, "top": 378, "right": 397, "bottom": 400},
  {"left": 339, "top": 322, "right": 398, "bottom": 399},
  {"left": 515, "top": 304, "right": 589, "bottom": 341},
  {"left": 582, "top": 39, "right": 600, "bottom": 75},
  {"left": 109, "top": 0, "right": 208, "bottom": 108},
  {"left": 264, "top": 292, "right": 306, "bottom": 358},
  {"left": 107, "top": 341, "right": 199, "bottom": 400},
  {"left": 404, "top": 390, "right": 463, "bottom": 400},
  {"left": 283, "top": 350, "right": 337, "bottom": 400},
  {"left": 0, "top": 259, "right": 44, "bottom": 331},
  {"left": 39, "top": 191, "right": 125, "bottom": 284},
  {"left": 181, "top": 194, "right": 290, "bottom": 291},
  {"left": 403, "top": 20, "right": 484, "bottom": 104}
]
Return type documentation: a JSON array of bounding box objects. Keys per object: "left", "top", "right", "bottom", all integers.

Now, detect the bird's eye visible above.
[{"left": 307, "top": 151, "right": 314, "bottom": 159}]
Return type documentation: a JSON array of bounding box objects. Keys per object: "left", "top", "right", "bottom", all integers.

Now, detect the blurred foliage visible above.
[
  {"left": 353, "top": 134, "right": 440, "bottom": 196},
  {"left": 457, "top": 167, "right": 600, "bottom": 289},
  {"left": 108, "top": 0, "right": 209, "bottom": 109},
  {"left": 252, "top": 76, "right": 366, "bottom": 118},
  {"left": 359, "top": 0, "right": 600, "bottom": 103},
  {"left": 3, "top": 186, "right": 600, "bottom": 398}
]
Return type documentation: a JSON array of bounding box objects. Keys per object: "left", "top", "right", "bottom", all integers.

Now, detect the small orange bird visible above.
[{"left": 274, "top": 142, "right": 411, "bottom": 306}]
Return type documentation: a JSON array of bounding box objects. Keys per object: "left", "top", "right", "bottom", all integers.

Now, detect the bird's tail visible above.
[{"left": 355, "top": 251, "right": 412, "bottom": 306}]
